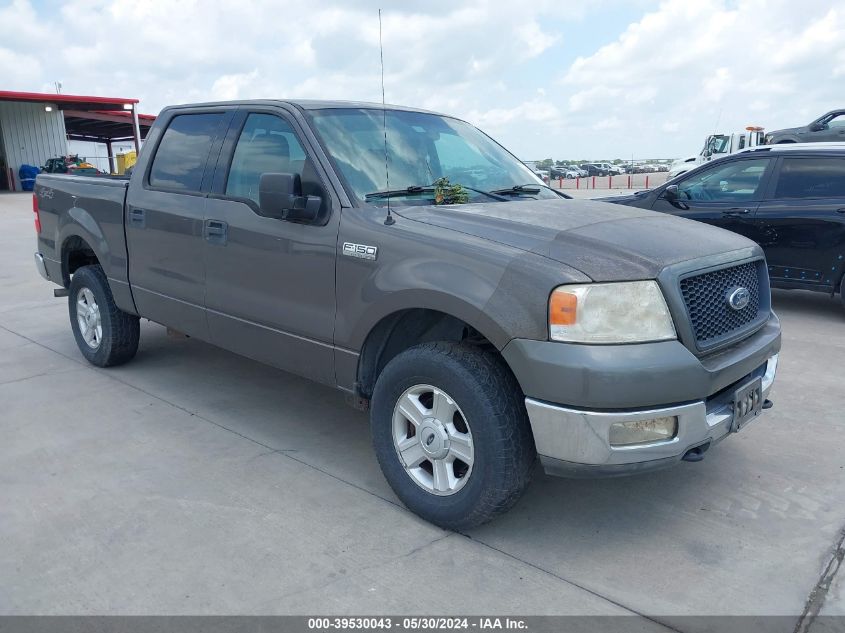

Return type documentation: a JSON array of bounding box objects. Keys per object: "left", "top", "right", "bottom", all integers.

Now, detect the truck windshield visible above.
[{"left": 308, "top": 108, "right": 559, "bottom": 204}]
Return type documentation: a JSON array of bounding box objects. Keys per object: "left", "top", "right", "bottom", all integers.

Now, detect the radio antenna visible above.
[{"left": 379, "top": 9, "right": 395, "bottom": 226}]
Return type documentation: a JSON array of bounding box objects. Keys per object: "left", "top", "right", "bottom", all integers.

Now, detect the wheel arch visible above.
[
  {"left": 353, "top": 305, "right": 506, "bottom": 401},
  {"left": 60, "top": 233, "right": 101, "bottom": 287}
]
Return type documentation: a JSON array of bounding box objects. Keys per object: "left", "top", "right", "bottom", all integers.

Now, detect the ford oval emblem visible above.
[{"left": 727, "top": 287, "right": 751, "bottom": 311}]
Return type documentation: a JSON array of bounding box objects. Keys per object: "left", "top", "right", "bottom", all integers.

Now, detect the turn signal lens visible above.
[{"left": 549, "top": 290, "right": 578, "bottom": 326}]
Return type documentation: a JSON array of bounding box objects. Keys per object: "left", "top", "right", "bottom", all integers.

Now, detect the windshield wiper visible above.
[
  {"left": 488, "top": 184, "right": 543, "bottom": 196},
  {"left": 364, "top": 185, "right": 431, "bottom": 201},
  {"left": 364, "top": 184, "right": 508, "bottom": 202}
]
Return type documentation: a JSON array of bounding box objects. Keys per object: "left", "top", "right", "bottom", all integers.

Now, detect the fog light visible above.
[{"left": 609, "top": 416, "right": 677, "bottom": 447}]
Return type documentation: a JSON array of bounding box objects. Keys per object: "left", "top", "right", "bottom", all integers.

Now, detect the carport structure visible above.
[{"left": 0, "top": 90, "right": 155, "bottom": 189}]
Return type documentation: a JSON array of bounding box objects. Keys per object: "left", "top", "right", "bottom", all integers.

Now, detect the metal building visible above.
[{"left": 0, "top": 91, "right": 154, "bottom": 191}]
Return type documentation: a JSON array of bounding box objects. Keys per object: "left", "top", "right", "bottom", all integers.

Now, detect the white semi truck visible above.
[{"left": 668, "top": 127, "right": 765, "bottom": 178}]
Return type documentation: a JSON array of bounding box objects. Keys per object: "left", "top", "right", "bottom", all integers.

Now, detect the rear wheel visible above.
[
  {"left": 370, "top": 341, "right": 536, "bottom": 530},
  {"left": 69, "top": 265, "right": 140, "bottom": 367}
]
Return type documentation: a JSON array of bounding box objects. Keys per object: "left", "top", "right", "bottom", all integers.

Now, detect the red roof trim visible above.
[{"left": 0, "top": 90, "right": 139, "bottom": 105}]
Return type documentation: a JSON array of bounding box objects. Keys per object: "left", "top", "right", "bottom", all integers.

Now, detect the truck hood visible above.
[{"left": 395, "top": 198, "right": 756, "bottom": 282}]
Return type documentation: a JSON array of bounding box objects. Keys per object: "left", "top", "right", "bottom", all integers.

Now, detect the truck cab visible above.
[{"left": 670, "top": 127, "right": 766, "bottom": 178}]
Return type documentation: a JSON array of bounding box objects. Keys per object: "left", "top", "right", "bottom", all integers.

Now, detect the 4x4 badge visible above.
[{"left": 342, "top": 242, "right": 378, "bottom": 261}]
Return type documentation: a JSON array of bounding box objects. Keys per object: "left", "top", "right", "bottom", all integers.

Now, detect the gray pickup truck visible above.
[{"left": 33, "top": 100, "right": 781, "bottom": 529}]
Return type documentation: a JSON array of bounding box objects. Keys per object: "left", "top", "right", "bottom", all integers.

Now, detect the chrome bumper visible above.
[
  {"left": 34, "top": 252, "right": 50, "bottom": 281},
  {"left": 526, "top": 353, "right": 778, "bottom": 477}
]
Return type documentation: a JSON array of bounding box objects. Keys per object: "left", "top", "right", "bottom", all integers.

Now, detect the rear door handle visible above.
[
  {"left": 204, "top": 219, "right": 228, "bottom": 245},
  {"left": 129, "top": 208, "right": 145, "bottom": 227},
  {"left": 722, "top": 208, "right": 751, "bottom": 217},
  {"left": 836, "top": 208, "right": 845, "bottom": 214}
]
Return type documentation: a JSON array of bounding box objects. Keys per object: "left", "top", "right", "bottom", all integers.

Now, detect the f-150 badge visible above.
[{"left": 342, "top": 242, "right": 378, "bottom": 261}]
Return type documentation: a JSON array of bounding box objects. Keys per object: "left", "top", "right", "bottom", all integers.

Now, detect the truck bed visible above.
[{"left": 34, "top": 173, "right": 133, "bottom": 307}]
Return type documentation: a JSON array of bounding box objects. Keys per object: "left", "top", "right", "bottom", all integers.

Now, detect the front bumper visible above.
[{"left": 526, "top": 353, "right": 778, "bottom": 477}]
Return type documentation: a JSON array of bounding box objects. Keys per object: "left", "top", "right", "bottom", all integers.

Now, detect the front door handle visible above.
[
  {"left": 722, "top": 208, "right": 751, "bottom": 217},
  {"left": 204, "top": 219, "right": 228, "bottom": 245},
  {"left": 836, "top": 208, "right": 845, "bottom": 214}
]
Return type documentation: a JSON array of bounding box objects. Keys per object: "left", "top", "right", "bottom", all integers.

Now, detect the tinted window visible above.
[
  {"left": 149, "top": 113, "right": 224, "bottom": 192},
  {"left": 774, "top": 157, "right": 845, "bottom": 198},
  {"left": 678, "top": 159, "right": 769, "bottom": 202},
  {"left": 226, "top": 113, "right": 308, "bottom": 204}
]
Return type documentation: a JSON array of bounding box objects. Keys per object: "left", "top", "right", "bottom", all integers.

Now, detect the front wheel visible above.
[
  {"left": 69, "top": 265, "right": 140, "bottom": 367},
  {"left": 370, "top": 342, "right": 536, "bottom": 530}
]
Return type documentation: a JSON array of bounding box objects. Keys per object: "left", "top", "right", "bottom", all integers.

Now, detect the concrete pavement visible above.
[{"left": 1, "top": 192, "right": 844, "bottom": 629}]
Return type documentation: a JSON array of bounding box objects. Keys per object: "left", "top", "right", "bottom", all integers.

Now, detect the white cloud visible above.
[{"left": 560, "top": 0, "right": 845, "bottom": 157}]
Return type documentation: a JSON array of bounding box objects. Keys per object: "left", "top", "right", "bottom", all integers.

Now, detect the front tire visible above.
[
  {"left": 69, "top": 265, "right": 140, "bottom": 367},
  {"left": 371, "top": 342, "right": 536, "bottom": 530}
]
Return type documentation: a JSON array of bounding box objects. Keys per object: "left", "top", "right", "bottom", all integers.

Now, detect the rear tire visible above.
[
  {"left": 69, "top": 265, "right": 140, "bottom": 367},
  {"left": 370, "top": 341, "right": 536, "bottom": 530}
]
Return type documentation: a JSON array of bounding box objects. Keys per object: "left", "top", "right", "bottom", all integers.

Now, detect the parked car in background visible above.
[
  {"left": 549, "top": 166, "right": 571, "bottom": 179},
  {"left": 603, "top": 144, "right": 845, "bottom": 306},
  {"left": 550, "top": 166, "right": 581, "bottom": 179},
  {"left": 766, "top": 110, "right": 845, "bottom": 144},
  {"left": 580, "top": 162, "right": 620, "bottom": 176}
]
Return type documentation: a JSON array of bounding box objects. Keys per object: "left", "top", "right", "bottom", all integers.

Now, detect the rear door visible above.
[
  {"left": 203, "top": 107, "right": 340, "bottom": 385},
  {"left": 753, "top": 155, "right": 845, "bottom": 289},
  {"left": 125, "top": 109, "right": 232, "bottom": 338},
  {"left": 651, "top": 156, "right": 773, "bottom": 243}
]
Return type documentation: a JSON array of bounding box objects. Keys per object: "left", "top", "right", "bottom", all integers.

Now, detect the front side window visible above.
[
  {"left": 309, "top": 108, "right": 557, "bottom": 203},
  {"left": 774, "top": 157, "right": 845, "bottom": 199},
  {"left": 825, "top": 114, "right": 845, "bottom": 129},
  {"left": 678, "top": 159, "right": 769, "bottom": 202},
  {"left": 226, "top": 113, "right": 308, "bottom": 204},
  {"left": 149, "top": 113, "right": 225, "bottom": 192}
]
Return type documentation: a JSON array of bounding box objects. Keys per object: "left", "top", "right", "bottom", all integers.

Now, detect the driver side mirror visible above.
[
  {"left": 809, "top": 121, "right": 825, "bottom": 132},
  {"left": 662, "top": 184, "right": 680, "bottom": 201},
  {"left": 258, "top": 172, "right": 322, "bottom": 223}
]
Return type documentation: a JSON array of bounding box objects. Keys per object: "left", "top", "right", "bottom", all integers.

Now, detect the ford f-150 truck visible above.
[{"left": 33, "top": 100, "right": 781, "bottom": 529}]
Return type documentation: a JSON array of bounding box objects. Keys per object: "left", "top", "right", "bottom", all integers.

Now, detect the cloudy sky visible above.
[{"left": 2, "top": 0, "right": 844, "bottom": 160}]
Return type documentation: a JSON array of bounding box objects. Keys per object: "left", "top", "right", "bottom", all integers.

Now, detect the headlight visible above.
[{"left": 549, "top": 281, "right": 675, "bottom": 343}]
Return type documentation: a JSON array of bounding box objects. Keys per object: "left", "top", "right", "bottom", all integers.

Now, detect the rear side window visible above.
[
  {"left": 149, "top": 113, "right": 225, "bottom": 192},
  {"left": 774, "top": 157, "right": 845, "bottom": 199},
  {"left": 226, "top": 113, "right": 308, "bottom": 204}
]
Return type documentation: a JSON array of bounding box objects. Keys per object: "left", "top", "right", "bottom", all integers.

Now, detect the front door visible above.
[
  {"left": 125, "top": 110, "right": 231, "bottom": 338},
  {"left": 808, "top": 112, "right": 845, "bottom": 142},
  {"left": 651, "top": 157, "right": 773, "bottom": 244},
  {"left": 754, "top": 156, "right": 845, "bottom": 289},
  {"left": 203, "top": 110, "right": 339, "bottom": 385}
]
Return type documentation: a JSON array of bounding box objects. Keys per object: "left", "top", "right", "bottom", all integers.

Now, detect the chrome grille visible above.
[{"left": 680, "top": 262, "right": 761, "bottom": 348}]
